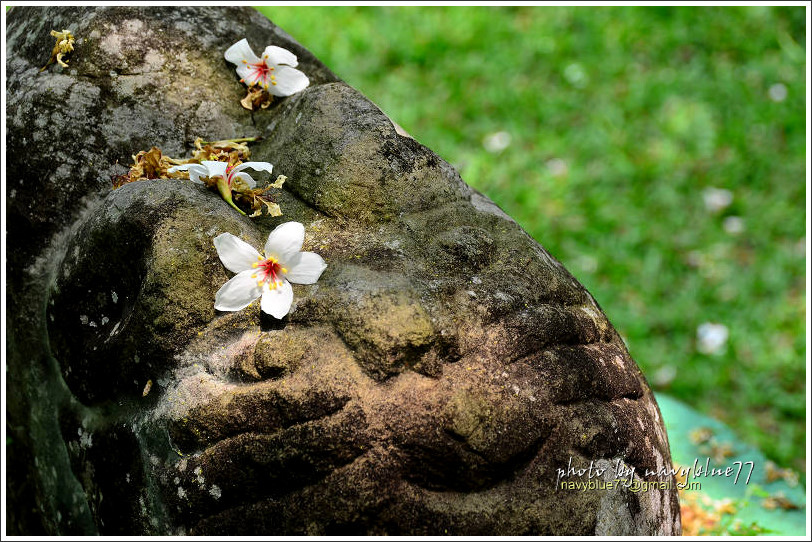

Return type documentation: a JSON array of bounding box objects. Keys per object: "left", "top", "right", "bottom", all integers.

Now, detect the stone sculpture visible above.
[{"left": 5, "top": 6, "right": 681, "bottom": 535}]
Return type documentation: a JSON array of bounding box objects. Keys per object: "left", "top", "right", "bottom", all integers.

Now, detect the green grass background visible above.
[{"left": 257, "top": 6, "right": 807, "bottom": 474}]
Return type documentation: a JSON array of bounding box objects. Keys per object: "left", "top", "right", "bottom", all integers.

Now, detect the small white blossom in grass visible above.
[
  {"left": 768, "top": 83, "right": 787, "bottom": 102},
  {"left": 651, "top": 365, "right": 677, "bottom": 388},
  {"left": 224, "top": 38, "right": 309, "bottom": 97},
  {"left": 168, "top": 160, "right": 273, "bottom": 216},
  {"left": 723, "top": 216, "right": 745, "bottom": 235},
  {"left": 702, "top": 187, "right": 733, "bottom": 213},
  {"left": 696, "top": 322, "right": 729, "bottom": 355},
  {"left": 482, "top": 131, "right": 511, "bottom": 153},
  {"left": 795, "top": 237, "right": 806, "bottom": 258},
  {"left": 213, "top": 222, "right": 327, "bottom": 319},
  {"left": 545, "top": 158, "right": 569, "bottom": 178},
  {"left": 563, "top": 62, "right": 588, "bottom": 88}
]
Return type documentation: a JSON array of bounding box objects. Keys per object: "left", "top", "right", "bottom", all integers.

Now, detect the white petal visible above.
[
  {"left": 231, "top": 162, "right": 274, "bottom": 176},
  {"left": 214, "top": 270, "right": 262, "bottom": 312},
  {"left": 260, "top": 279, "right": 293, "bottom": 318},
  {"left": 284, "top": 252, "right": 327, "bottom": 285},
  {"left": 168, "top": 163, "right": 207, "bottom": 184},
  {"left": 267, "top": 65, "right": 310, "bottom": 97},
  {"left": 229, "top": 162, "right": 272, "bottom": 189},
  {"left": 224, "top": 38, "right": 261, "bottom": 66},
  {"left": 264, "top": 222, "right": 304, "bottom": 262},
  {"left": 213, "top": 233, "right": 261, "bottom": 273},
  {"left": 201, "top": 160, "right": 228, "bottom": 178},
  {"left": 235, "top": 64, "right": 263, "bottom": 86},
  {"left": 262, "top": 45, "right": 298, "bottom": 67},
  {"left": 231, "top": 172, "right": 256, "bottom": 190}
]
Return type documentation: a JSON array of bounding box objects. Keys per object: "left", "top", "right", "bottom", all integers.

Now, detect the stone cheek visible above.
[
  {"left": 331, "top": 286, "right": 442, "bottom": 379},
  {"left": 6, "top": 6, "right": 680, "bottom": 536}
]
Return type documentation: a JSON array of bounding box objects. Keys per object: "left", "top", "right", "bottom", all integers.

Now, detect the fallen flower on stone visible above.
[
  {"left": 235, "top": 175, "right": 287, "bottom": 217},
  {"left": 112, "top": 147, "right": 184, "bottom": 188},
  {"left": 190, "top": 137, "right": 256, "bottom": 163},
  {"left": 114, "top": 138, "right": 285, "bottom": 217},
  {"left": 41, "top": 29, "right": 75, "bottom": 72},
  {"left": 213, "top": 222, "right": 327, "bottom": 318},
  {"left": 113, "top": 138, "right": 256, "bottom": 188},
  {"left": 224, "top": 38, "right": 309, "bottom": 110},
  {"left": 168, "top": 160, "right": 274, "bottom": 216},
  {"left": 224, "top": 38, "right": 309, "bottom": 94}
]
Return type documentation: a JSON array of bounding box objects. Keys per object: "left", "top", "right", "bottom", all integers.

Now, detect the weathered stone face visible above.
[{"left": 6, "top": 6, "right": 681, "bottom": 536}]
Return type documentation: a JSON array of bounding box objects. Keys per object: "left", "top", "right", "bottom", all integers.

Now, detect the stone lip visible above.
[{"left": 6, "top": 6, "right": 681, "bottom": 536}]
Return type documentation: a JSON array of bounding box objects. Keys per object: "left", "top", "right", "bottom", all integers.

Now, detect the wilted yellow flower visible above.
[
  {"left": 114, "top": 137, "right": 284, "bottom": 217},
  {"left": 41, "top": 29, "right": 75, "bottom": 72}
]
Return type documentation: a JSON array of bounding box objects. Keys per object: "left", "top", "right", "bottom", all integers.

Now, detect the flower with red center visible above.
[
  {"left": 213, "top": 222, "right": 327, "bottom": 318},
  {"left": 224, "top": 38, "right": 309, "bottom": 97},
  {"left": 168, "top": 160, "right": 274, "bottom": 216}
]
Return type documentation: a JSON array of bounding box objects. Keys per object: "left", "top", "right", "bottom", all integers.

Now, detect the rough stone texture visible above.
[{"left": 6, "top": 6, "right": 682, "bottom": 536}]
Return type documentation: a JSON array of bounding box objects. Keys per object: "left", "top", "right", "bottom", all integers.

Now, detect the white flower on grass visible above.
[
  {"left": 213, "top": 222, "right": 327, "bottom": 319},
  {"left": 768, "top": 83, "right": 787, "bottom": 102},
  {"left": 702, "top": 187, "right": 733, "bottom": 213},
  {"left": 696, "top": 322, "right": 729, "bottom": 355},
  {"left": 723, "top": 216, "right": 745, "bottom": 235},
  {"left": 168, "top": 160, "right": 273, "bottom": 216},
  {"left": 224, "top": 38, "right": 309, "bottom": 97},
  {"left": 482, "top": 131, "right": 511, "bottom": 153}
]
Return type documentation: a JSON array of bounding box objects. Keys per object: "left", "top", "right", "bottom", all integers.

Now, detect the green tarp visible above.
[{"left": 657, "top": 393, "right": 806, "bottom": 536}]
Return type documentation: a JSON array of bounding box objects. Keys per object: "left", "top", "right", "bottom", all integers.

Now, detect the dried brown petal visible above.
[
  {"left": 113, "top": 146, "right": 186, "bottom": 188},
  {"left": 707, "top": 441, "right": 734, "bottom": 464},
  {"left": 762, "top": 493, "right": 801, "bottom": 510},
  {"left": 40, "top": 29, "right": 75, "bottom": 72},
  {"left": 233, "top": 184, "right": 284, "bottom": 218},
  {"left": 240, "top": 86, "right": 274, "bottom": 111},
  {"left": 764, "top": 461, "right": 799, "bottom": 486},
  {"left": 689, "top": 427, "right": 714, "bottom": 445},
  {"left": 270, "top": 174, "right": 286, "bottom": 189}
]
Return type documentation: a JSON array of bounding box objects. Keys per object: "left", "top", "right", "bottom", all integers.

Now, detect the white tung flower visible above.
[
  {"left": 168, "top": 160, "right": 273, "bottom": 215},
  {"left": 702, "top": 187, "right": 733, "bottom": 213},
  {"left": 224, "top": 38, "right": 309, "bottom": 97},
  {"left": 169, "top": 160, "right": 272, "bottom": 188},
  {"left": 213, "top": 222, "right": 327, "bottom": 319},
  {"left": 696, "top": 322, "right": 729, "bottom": 355}
]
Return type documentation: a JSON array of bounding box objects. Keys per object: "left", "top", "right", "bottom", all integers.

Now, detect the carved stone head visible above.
[{"left": 8, "top": 6, "right": 680, "bottom": 535}]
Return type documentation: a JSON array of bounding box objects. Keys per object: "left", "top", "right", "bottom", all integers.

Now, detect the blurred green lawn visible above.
[{"left": 258, "top": 6, "right": 807, "bottom": 474}]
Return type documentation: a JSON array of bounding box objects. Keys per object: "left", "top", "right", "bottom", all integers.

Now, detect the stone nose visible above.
[
  {"left": 166, "top": 379, "right": 354, "bottom": 454},
  {"left": 158, "top": 322, "right": 368, "bottom": 456}
]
